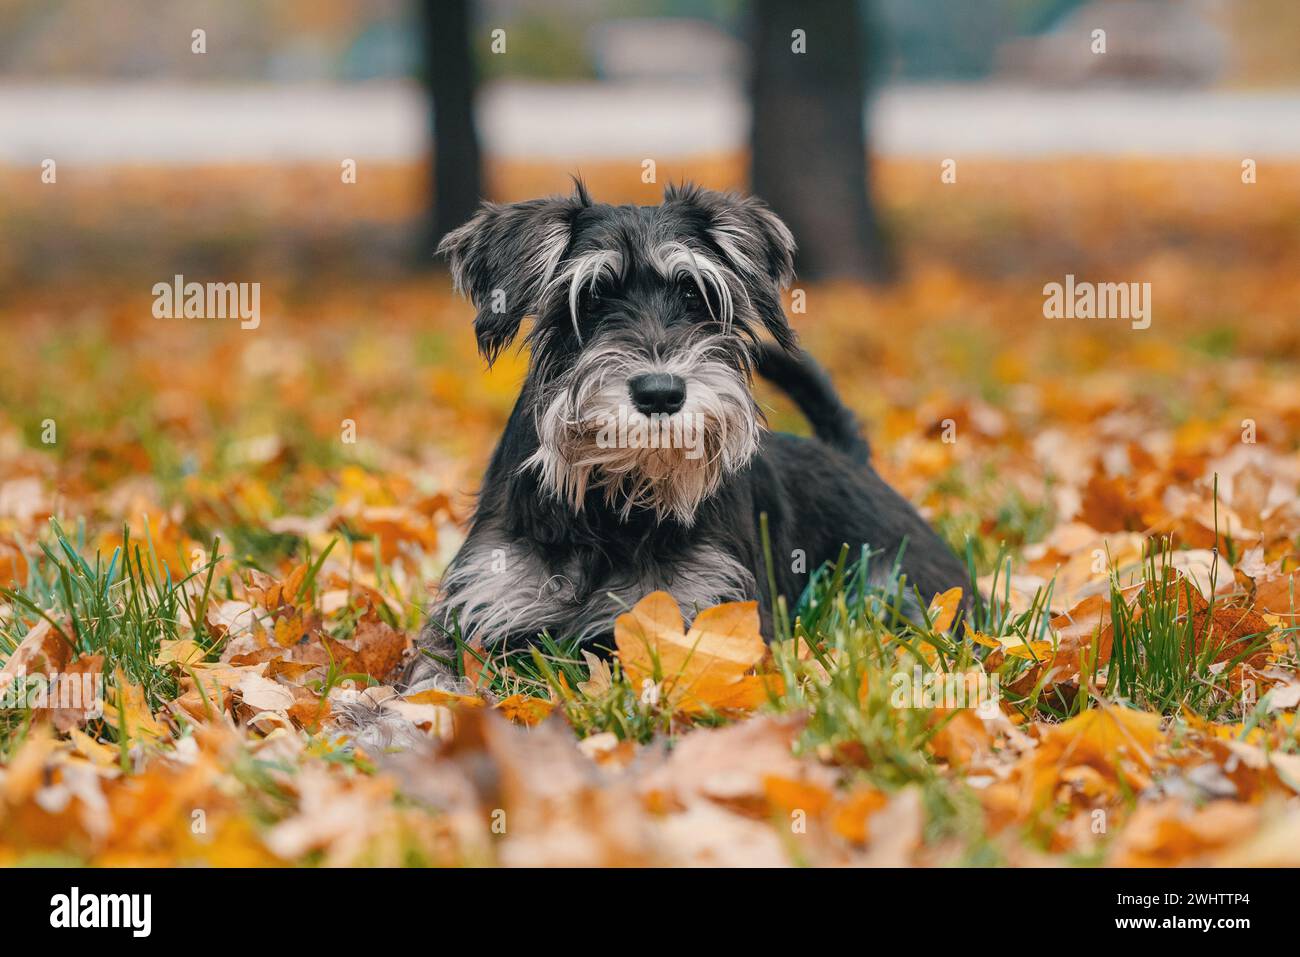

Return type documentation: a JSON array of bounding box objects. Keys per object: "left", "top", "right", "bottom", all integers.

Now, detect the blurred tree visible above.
[
  {"left": 422, "top": 0, "right": 482, "bottom": 258},
  {"left": 750, "top": 0, "right": 890, "bottom": 281}
]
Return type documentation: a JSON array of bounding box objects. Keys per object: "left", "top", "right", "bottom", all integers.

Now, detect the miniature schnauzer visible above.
[{"left": 407, "top": 182, "right": 968, "bottom": 687}]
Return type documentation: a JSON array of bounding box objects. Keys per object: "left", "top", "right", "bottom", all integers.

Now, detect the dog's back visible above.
[
  {"left": 751, "top": 342, "right": 970, "bottom": 613},
  {"left": 753, "top": 342, "right": 871, "bottom": 466}
]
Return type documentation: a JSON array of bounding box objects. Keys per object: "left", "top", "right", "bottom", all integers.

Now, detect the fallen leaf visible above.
[
  {"left": 102, "top": 669, "right": 168, "bottom": 743},
  {"left": 0, "top": 619, "right": 73, "bottom": 696},
  {"left": 576, "top": 650, "right": 612, "bottom": 698},
  {"left": 928, "top": 587, "right": 963, "bottom": 633},
  {"left": 615, "top": 591, "right": 767, "bottom": 714},
  {"left": 495, "top": 694, "right": 554, "bottom": 726},
  {"left": 235, "top": 672, "right": 295, "bottom": 713}
]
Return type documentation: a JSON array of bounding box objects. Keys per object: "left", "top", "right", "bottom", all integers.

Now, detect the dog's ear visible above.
[
  {"left": 664, "top": 184, "right": 798, "bottom": 351},
  {"left": 438, "top": 194, "right": 586, "bottom": 362}
]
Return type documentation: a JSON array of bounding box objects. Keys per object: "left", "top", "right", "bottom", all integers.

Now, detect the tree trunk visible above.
[
  {"left": 422, "top": 0, "right": 483, "bottom": 259},
  {"left": 749, "top": 0, "right": 891, "bottom": 282}
]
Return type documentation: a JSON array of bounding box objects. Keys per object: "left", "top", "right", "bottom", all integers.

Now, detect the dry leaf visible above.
[
  {"left": 495, "top": 694, "right": 554, "bottom": 726},
  {"left": 576, "top": 650, "right": 612, "bottom": 698},
  {"left": 928, "top": 587, "right": 963, "bottom": 633},
  {"left": 615, "top": 591, "right": 767, "bottom": 714},
  {"left": 102, "top": 669, "right": 168, "bottom": 742}
]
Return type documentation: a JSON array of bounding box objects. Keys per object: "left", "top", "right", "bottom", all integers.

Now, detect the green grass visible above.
[
  {"left": 1, "top": 519, "right": 222, "bottom": 722},
  {"left": 1102, "top": 537, "right": 1271, "bottom": 718},
  {"left": 929, "top": 462, "right": 1056, "bottom": 575}
]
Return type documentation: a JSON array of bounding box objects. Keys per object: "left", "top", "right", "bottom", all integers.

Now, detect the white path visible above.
[{"left": 2, "top": 80, "right": 1298, "bottom": 164}]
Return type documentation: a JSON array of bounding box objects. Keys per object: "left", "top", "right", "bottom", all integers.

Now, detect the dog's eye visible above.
[{"left": 679, "top": 280, "right": 701, "bottom": 302}]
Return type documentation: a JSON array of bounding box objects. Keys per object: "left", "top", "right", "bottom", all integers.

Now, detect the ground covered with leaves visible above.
[{"left": 1, "top": 158, "right": 1299, "bottom": 866}]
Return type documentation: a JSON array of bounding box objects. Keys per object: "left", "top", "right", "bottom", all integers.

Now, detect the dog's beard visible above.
[{"left": 526, "top": 336, "right": 760, "bottom": 525}]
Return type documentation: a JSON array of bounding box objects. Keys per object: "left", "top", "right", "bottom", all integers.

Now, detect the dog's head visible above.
[{"left": 439, "top": 182, "right": 797, "bottom": 525}]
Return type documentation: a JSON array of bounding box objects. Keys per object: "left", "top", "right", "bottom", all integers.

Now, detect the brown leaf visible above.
[
  {"left": 0, "top": 619, "right": 73, "bottom": 696},
  {"left": 322, "top": 619, "right": 409, "bottom": 680},
  {"left": 50, "top": 654, "right": 105, "bottom": 733}
]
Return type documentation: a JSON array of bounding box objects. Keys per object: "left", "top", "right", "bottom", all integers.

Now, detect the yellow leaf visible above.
[
  {"left": 272, "top": 613, "right": 306, "bottom": 648},
  {"left": 1043, "top": 706, "right": 1164, "bottom": 764},
  {"left": 496, "top": 694, "right": 554, "bottom": 726},
  {"left": 1018, "top": 705, "right": 1165, "bottom": 811},
  {"left": 404, "top": 687, "right": 484, "bottom": 709},
  {"left": 69, "top": 728, "right": 117, "bottom": 768},
  {"left": 928, "top": 587, "right": 963, "bottom": 633},
  {"left": 614, "top": 591, "right": 767, "bottom": 714},
  {"left": 614, "top": 590, "right": 685, "bottom": 689},
  {"left": 158, "top": 637, "right": 203, "bottom": 666},
  {"left": 705, "top": 673, "right": 784, "bottom": 711},
  {"left": 966, "top": 628, "right": 1053, "bottom": 660},
  {"left": 102, "top": 669, "right": 168, "bottom": 742}
]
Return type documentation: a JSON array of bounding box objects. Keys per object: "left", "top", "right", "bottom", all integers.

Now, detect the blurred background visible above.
[
  {"left": 3, "top": 0, "right": 1299, "bottom": 288},
  {"left": 1, "top": 0, "right": 1299, "bottom": 585}
]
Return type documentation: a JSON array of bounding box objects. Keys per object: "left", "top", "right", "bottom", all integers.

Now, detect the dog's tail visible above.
[{"left": 754, "top": 342, "right": 871, "bottom": 465}]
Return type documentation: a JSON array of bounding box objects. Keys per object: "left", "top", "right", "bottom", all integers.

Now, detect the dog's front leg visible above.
[{"left": 399, "top": 614, "right": 464, "bottom": 691}]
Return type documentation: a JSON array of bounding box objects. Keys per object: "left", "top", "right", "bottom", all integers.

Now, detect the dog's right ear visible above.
[{"left": 438, "top": 194, "right": 586, "bottom": 362}]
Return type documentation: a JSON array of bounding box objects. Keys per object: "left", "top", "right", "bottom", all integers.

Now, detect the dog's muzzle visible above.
[{"left": 525, "top": 335, "right": 761, "bottom": 525}]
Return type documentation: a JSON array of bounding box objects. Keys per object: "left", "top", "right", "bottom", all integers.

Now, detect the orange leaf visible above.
[
  {"left": 928, "top": 587, "right": 963, "bottom": 633},
  {"left": 405, "top": 687, "right": 484, "bottom": 709},
  {"left": 614, "top": 591, "right": 768, "bottom": 714},
  {"left": 495, "top": 694, "right": 554, "bottom": 726},
  {"left": 103, "top": 669, "right": 168, "bottom": 742}
]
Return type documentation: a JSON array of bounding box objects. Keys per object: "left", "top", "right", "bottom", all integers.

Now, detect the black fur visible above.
[{"left": 754, "top": 341, "right": 871, "bottom": 466}]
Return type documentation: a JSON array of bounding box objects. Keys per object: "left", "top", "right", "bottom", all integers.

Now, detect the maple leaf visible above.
[
  {"left": 102, "top": 669, "right": 168, "bottom": 743},
  {"left": 322, "top": 619, "right": 409, "bottom": 680},
  {"left": 615, "top": 591, "right": 769, "bottom": 714},
  {"left": 576, "top": 650, "right": 612, "bottom": 698},
  {"left": 1017, "top": 705, "right": 1165, "bottom": 811},
  {"left": 495, "top": 694, "right": 555, "bottom": 726}
]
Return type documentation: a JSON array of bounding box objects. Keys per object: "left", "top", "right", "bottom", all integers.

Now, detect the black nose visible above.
[{"left": 628, "top": 373, "right": 686, "bottom": 415}]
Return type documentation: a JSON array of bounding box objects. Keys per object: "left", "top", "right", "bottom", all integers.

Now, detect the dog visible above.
[{"left": 406, "top": 182, "right": 968, "bottom": 688}]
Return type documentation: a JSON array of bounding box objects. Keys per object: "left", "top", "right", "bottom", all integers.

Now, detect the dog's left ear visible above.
[
  {"left": 438, "top": 193, "right": 586, "bottom": 363},
  {"left": 665, "top": 185, "right": 798, "bottom": 351}
]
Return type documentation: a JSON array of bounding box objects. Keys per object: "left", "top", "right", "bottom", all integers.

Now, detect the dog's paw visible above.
[
  {"left": 401, "top": 653, "right": 473, "bottom": 697},
  {"left": 328, "top": 658, "right": 475, "bottom": 753},
  {"left": 328, "top": 685, "right": 428, "bottom": 752}
]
